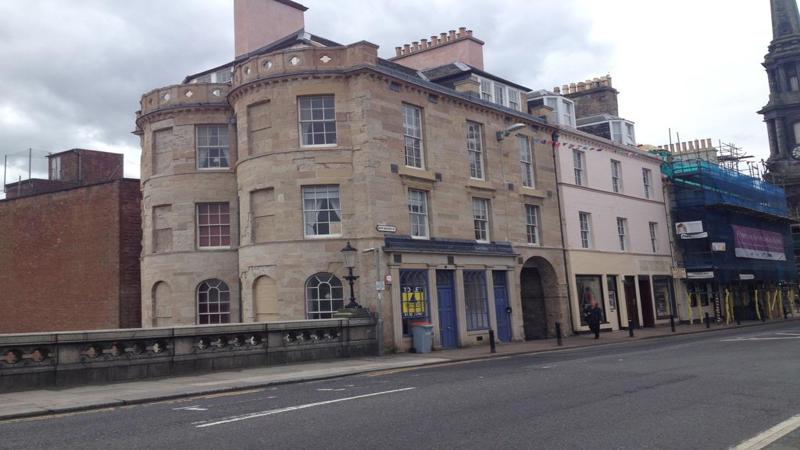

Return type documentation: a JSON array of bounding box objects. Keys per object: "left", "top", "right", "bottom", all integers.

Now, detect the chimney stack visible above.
[
  {"left": 234, "top": 0, "right": 307, "bottom": 57},
  {"left": 390, "top": 26, "right": 485, "bottom": 70}
]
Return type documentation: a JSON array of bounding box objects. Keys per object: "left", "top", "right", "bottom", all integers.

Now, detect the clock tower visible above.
[{"left": 762, "top": 0, "right": 800, "bottom": 214}]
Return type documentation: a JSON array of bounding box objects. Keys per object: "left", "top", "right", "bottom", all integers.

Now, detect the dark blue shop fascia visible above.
[{"left": 384, "top": 235, "right": 515, "bottom": 256}]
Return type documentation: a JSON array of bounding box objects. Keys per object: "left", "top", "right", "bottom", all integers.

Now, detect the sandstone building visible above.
[
  {"left": 0, "top": 149, "right": 141, "bottom": 333},
  {"left": 136, "top": 0, "right": 574, "bottom": 351}
]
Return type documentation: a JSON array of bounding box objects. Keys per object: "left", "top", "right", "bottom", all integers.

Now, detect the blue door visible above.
[
  {"left": 493, "top": 271, "right": 512, "bottom": 342},
  {"left": 436, "top": 270, "right": 458, "bottom": 348}
]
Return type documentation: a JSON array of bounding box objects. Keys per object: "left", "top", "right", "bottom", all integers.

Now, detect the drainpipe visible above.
[
  {"left": 661, "top": 157, "right": 680, "bottom": 318},
  {"left": 551, "top": 130, "right": 576, "bottom": 335}
]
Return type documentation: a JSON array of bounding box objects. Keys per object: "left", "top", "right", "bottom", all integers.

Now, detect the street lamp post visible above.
[{"left": 341, "top": 241, "right": 361, "bottom": 309}]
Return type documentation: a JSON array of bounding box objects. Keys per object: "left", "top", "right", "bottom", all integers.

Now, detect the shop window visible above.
[
  {"left": 400, "top": 270, "right": 429, "bottom": 335},
  {"left": 653, "top": 276, "right": 673, "bottom": 319},
  {"left": 607, "top": 275, "right": 619, "bottom": 314},
  {"left": 464, "top": 270, "right": 489, "bottom": 330},
  {"left": 576, "top": 275, "right": 605, "bottom": 325}
]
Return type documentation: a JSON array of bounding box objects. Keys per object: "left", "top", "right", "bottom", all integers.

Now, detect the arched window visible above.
[
  {"left": 197, "top": 279, "right": 230, "bottom": 324},
  {"left": 305, "top": 273, "right": 344, "bottom": 319}
]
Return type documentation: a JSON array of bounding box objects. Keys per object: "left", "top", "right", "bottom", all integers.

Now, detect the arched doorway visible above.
[
  {"left": 254, "top": 275, "right": 278, "bottom": 322},
  {"left": 520, "top": 257, "right": 560, "bottom": 340}
]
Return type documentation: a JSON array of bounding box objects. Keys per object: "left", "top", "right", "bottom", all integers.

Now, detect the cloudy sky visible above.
[{"left": 0, "top": 0, "right": 774, "bottom": 196}]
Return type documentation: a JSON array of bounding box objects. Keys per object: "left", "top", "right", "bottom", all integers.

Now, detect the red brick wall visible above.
[
  {"left": 0, "top": 179, "right": 142, "bottom": 333},
  {"left": 117, "top": 180, "right": 142, "bottom": 329}
]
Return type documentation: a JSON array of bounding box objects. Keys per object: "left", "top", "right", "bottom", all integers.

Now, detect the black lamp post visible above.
[{"left": 341, "top": 241, "right": 360, "bottom": 309}]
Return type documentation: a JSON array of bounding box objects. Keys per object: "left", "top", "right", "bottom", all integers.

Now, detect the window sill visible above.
[
  {"left": 466, "top": 179, "right": 495, "bottom": 192},
  {"left": 411, "top": 235, "right": 430, "bottom": 240},
  {"left": 520, "top": 187, "right": 547, "bottom": 198},
  {"left": 476, "top": 240, "right": 491, "bottom": 244},
  {"left": 398, "top": 166, "right": 437, "bottom": 182},
  {"left": 526, "top": 243, "right": 541, "bottom": 248},
  {"left": 300, "top": 144, "right": 338, "bottom": 149},
  {"left": 304, "top": 234, "right": 343, "bottom": 240},
  {"left": 197, "top": 246, "right": 233, "bottom": 251},
  {"left": 197, "top": 167, "right": 232, "bottom": 172}
]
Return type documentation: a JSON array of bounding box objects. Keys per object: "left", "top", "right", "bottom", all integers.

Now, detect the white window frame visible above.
[
  {"left": 196, "top": 202, "right": 231, "bottom": 250},
  {"left": 643, "top": 168, "right": 653, "bottom": 199},
  {"left": 197, "top": 279, "right": 231, "bottom": 324},
  {"left": 472, "top": 198, "right": 491, "bottom": 243},
  {"left": 518, "top": 135, "right": 535, "bottom": 188},
  {"left": 525, "top": 204, "right": 540, "bottom": 246},
  {"left": 467, "top": 121, "right": 485, "bottom": 180},
  {"left": 305, "top": 272, "right": 344, "bottom": 320},
  {"left": 573, "top": 150, "right": 586, "bottom": 186},
  {"left": 196, "top": 125, "right": 230, "bottom": 170},
  {"left": 480, "top": 78, "right": 493, "bottom": 101},
  {"left": 611, "top": 159, "right": 623, "bottom": 193},
  {"left": 408, "top": 189, "right": 429, "bottom": 239},
  {"left": 50, "top": 156, "right": 62, "bottom": 180},
  {"left": 616, "top": 217, "right": 629, "bottom": 251},
  {"left": 298, "top": 95, "right": 337, "bottom": 147},
  {"left": 579, "top": 212, "right": 592, "bottom": 249},
  {"left": 302, "top": 185, "right": 342, "bottom": 238},
  {"left": 649, "top": 222, "right": 659, "bottom": 253},
  {"left": 403, "top": 103, "right": 424, "bottom": 169}
]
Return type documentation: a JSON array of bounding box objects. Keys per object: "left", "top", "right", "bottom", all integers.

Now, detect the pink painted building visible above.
[{"left": 529, "top": 83, "right": 676, "bottom": 333}]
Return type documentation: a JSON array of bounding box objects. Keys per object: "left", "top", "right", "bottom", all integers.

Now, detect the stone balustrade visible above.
[
  {"left": 139, "top": 83, "right": 231, "bottom": 116},
  {"left": 0, "top": 318, "right": 376, "bottom": 392},
  {"left": 232, "top": 42, "right": 378, "bottom": 89}
]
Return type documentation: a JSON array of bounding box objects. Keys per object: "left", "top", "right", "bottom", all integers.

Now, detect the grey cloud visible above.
[{"left": 0, "top": 0, "right": 611, "bottom": 195}]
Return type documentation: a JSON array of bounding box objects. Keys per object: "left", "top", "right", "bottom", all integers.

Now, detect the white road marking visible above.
[
  {"left": 196, "top": 387, "right": 416, "bottom": 428},
  {"left": 721, "top": 336, "right": 800, "bottom": 342},
  {"left": 316, "top": 388, "right": 346, "bottom": 392},
  {"left": 776, "top": 332, "right": 800, "bottom": 336},
  {"left": 732, "top": 414, "right": 800, "bottom": 450},
  {"left": 173, "top": 406, "right": 208, "bottom": 411}
]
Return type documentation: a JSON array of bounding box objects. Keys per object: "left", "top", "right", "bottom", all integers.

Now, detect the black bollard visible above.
[
  {"left": 628, "top": 319, "right": 634, "bottom": 337},
  {"left": 489, "top": 329, "right": 496, "bottom": 353},
  {"left": 555, "top": 322, "right": 563, "bottom": 346},
  {"left": 705, "top": 312, "right": 710, "bottom": 329},
  {"left": 670, "top": 315, "right": 676, "bottom": 332}
]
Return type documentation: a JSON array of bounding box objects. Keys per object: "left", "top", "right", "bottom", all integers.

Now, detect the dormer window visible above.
[
  {"left": 540, "top": 96, "right": 576, "bottom": 127},
  {"left": 610, "top": 120, "right": 636, "bottom": 146},
  {"left": 476, "top": 76, "right": 522, "bottom": 111}
]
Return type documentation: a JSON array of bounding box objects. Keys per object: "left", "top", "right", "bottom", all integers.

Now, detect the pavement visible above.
[
  {"left": 0, "top": 318, "right": 792, "bottom": 422},
  {"left": 1, "top": 320, "right": 799, "bottom": 449}
]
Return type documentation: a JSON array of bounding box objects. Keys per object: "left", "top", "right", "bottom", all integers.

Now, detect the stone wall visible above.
[{"left": 0, "top": 318, "right": 376, "bottom": 392}]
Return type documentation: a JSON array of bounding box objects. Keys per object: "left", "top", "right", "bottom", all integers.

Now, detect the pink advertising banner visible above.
[{"left": 731, "top": 225, "right": 786, "bottom": 261}]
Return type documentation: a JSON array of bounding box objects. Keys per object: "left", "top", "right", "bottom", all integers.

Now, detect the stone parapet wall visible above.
[{"left": 0, "top": 319, "right": 376, "bottom": 392}]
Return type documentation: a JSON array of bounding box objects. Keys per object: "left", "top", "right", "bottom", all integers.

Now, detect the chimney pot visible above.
[
  {"left": 395, "top": 46, "right": 402, "bottom": 56},
  {"left": 431, "top": 35, "right": 438, "bottom": 45},
  {"left": 449, "top": 30, "right": 456, "bottom": 40},
  {"left": 706, "top": 138, "right": 713, "bottom": 148},
  {"left": 458, "top": 26, "right": 467, "bottom": 37}
]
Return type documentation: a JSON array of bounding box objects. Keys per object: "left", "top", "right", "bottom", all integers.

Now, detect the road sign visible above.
[{"left": 376, "top": 224, "right": 397, "bottom": 233}]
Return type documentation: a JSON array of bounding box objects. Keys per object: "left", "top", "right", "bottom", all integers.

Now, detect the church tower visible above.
[
  {"left": 761, "top": 0, "right": 800, "bottom": 272},
  {"left": 761, "top": 0, "right": 800, "bottom": 212}
]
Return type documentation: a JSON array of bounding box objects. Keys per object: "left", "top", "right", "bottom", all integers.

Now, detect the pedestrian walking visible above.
[{"left": 584, "top": 298, "right": 602, "bottom": 339}]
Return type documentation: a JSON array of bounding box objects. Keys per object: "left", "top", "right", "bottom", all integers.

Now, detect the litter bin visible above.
[{"left": 411, "top": 321, "right": 434, "bottom": 353}]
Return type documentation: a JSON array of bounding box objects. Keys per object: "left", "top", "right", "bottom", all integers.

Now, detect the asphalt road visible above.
[{"left": 2, "top": 322, "right": 799, "bottom": 450}]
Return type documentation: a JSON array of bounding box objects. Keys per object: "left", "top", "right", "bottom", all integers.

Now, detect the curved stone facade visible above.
[
  {"left": 137, "top": 41, "right": 569, "bottom": 350},
  {"left": 137, "top": 84, "right": 239, "bottom": 326}
]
